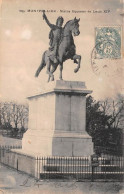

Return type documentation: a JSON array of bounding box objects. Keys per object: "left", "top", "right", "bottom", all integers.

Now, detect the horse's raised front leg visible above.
[
  {"left": 46, "top": 60, "right": 54, "bottom": 82},
  {"left": 59, "top": 63, "right": 63, "bottom": 80},
  {"left": 73, "top": 54, "right": 81, "bottom": 73}
]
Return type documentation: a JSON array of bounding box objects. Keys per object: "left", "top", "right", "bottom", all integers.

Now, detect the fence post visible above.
[
  {"left": 17, "top": 159, "right": 18, "bottom": 171},
  {"left": 36, "top": 157, "right": 38, "bottom": 180},
  {"left": 0, "top": 147, "right": 1, "bottom": 162},
  {"left": 91, "top": 166, "right": 94, "bottom": 182}
]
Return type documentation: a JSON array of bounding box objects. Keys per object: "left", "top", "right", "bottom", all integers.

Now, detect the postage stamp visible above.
[
  {"left": 95, "top": 26, "right": 121, "bottom": 59},
  {"left": 91, "top": 26, "right": 122, "bottom": 76}
]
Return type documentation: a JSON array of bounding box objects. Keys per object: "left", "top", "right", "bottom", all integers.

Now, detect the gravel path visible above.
[{"left": 0, "top": 164, "right": 123, "bottom": 194}]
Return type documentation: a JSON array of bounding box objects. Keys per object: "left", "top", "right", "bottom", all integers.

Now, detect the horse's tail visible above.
[{"left": 35, "top": 51, "right": 46, "bottom": 77}]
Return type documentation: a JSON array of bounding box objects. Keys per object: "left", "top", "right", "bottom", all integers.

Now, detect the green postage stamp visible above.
[{"left": 95, "top": 26, "right": 121, "bottom": 59}]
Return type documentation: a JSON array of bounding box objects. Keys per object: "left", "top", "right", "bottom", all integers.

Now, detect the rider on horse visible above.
[
  {"left": 35, "top": 14, "right": 81, "bottom": 82},
  {"left": 43, "top": 11, "right": 64, "bottom": 63}
]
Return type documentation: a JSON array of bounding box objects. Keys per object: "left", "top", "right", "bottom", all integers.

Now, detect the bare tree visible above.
[
  {"left": 18, "top": 104, "right": 29, "bottom": 129},
  {"left": 100, "top": 94, "right": 124, "bottom": 129},
  {"left": 0, "top": 102, "right": 13, "bottom": 127},
  {"left": 0, "top": 101, "right": 29, "bottom": 130}
]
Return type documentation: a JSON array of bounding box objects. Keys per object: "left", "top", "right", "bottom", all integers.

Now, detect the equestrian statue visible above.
[{"left": 35, "top": 11, "right": 81, "bottom": 82}]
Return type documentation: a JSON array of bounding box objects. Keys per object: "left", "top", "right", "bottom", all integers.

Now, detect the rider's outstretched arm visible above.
[{"left": 43, "top": 12, "right": 56, "bottom": 30}]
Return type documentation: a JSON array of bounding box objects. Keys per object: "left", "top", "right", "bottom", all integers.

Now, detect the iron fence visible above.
[
  {"left": 0, "top": 147, "right": 124, "bottom": 182},
  {"left": 0, "top": 145, "right": 22, "bottom": 162},
  {"left": 0, "top": 145, "right": 22, "bottom": 149},
  {"left": 36, "top": 155, "right": 124, "bottom": 181}
]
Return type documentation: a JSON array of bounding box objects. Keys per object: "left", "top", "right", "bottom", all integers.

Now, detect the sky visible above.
[{"left": 0, "top": 0, "right": 124, "bottom": 103}]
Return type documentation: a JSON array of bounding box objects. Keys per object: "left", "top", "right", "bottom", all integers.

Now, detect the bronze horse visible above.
[{"left": 35, "top": 17, "right": 81, "bottom": 82}]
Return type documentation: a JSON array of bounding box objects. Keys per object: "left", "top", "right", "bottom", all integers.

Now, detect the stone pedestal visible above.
[{"left": 22, "top": 80, "right": 94, "bottom": 156}]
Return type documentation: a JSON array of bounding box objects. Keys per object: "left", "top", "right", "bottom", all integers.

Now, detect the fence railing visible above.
[
  {"left": 0, "top": 146, "right": 22, "bottom": 162},
  {"left": 0, "top": 147, "right": 124, "bottom": 181},
  {"left": 0, "top": 145, "right": 22, "bottom": 149},
  {"left": 36, "top": 156, "right": 124, "bottom": 181}
]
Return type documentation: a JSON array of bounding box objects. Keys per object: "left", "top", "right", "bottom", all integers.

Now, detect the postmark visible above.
[{"left": 91, "top": 26, "right": 122, "bottom": 76}]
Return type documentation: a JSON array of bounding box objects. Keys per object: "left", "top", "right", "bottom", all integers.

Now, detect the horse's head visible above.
[
  {"left": 64, "top": 17, "right": 80, "bottom": 37},
  {"left": 70, "top": 17, "right": 80, "bottom": 36}
]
